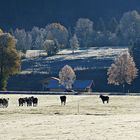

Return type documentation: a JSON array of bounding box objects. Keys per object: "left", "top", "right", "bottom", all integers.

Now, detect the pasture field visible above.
[{"left": 0, "top": 94, "right": 140, "bottom": 140}]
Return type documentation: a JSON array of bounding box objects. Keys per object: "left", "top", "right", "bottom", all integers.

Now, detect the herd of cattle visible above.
[
  {"left": 0, "top": 95, "right": 109, "bottom": 108},
  {"left": 0, "top": 96, "right": 67, "bottom": 108},
  {"left": 18, "top": 96, "right": 38, "bottom": 107}
]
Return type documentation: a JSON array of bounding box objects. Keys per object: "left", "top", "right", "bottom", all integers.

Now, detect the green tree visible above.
[
  {"left": 0, "top": 32, "right": 21, "bottom": 90},
  {"left": 0, "top": 29, "right": 2, "bottom": 33}
]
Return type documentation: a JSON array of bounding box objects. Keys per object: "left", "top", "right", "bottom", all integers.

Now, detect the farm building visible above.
[{"left": 42, "top": 77, "right": 94, "bottom": 92}]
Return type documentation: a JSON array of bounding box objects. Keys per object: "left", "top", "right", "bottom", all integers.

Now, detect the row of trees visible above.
[
  {"left": 74, "top": 10, "right": 140, "bottom": 47},
  {"left": 13, "top": 23, "right": 69, "bottom": 56},
  {"left": 59, "top": 52, "right": 138, "bottom": 92},
  {"left": 11, "top": 10, "right": 140, "bottom": 56}
]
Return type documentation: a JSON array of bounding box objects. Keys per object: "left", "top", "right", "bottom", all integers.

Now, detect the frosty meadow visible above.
[
  {"left": 0, "top": 94, "right": 140, "bottom": 140},
  {"left": 1, "top": 0, "right": 140, "bottom": 140}
]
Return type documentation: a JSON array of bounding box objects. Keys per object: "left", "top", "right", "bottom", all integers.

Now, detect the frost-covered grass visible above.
[
  {"left": 25, "top": 50, "right": 47, "bottom": 58},
  {"left": 22, "top": 47, "right": 128, "bottom": 74},
  {"left": 0, "top": 94, "right": 140, "bottom": 140},
  {"left": 52, "top": 47, "right": 128, "bottom": 60},
  {"left": 25, "top": 47, "right": 128, "bottom": 60}
]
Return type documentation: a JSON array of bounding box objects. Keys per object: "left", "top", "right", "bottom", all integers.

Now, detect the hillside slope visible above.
[
  {"left": 22, "top": 47, "right": 128, "bottom": 75},
  {"left": 9, "top": 47, "right": 140, "bottom": 92}
]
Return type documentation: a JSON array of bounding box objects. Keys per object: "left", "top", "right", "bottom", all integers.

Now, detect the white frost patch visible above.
[
  {"left": 48, "top": 47, "right": 128, "bottom": 61},
  {"left": 26, "top": 50, "right": 47, "bottom": 58},
  {"left": 25, "top": 47, "right": 128, "bottom": 61}
]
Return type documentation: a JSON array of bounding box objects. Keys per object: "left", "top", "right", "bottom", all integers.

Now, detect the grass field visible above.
[{"left": 0, "top": 94, "right": 140, "bottom": 140}]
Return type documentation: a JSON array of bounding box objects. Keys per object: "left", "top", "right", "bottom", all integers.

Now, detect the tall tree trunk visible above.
[
  {"left": 0, "top": 76, "right": 7, "bottom": 91},
  {"left": 0, "top": 65, "right": 7, "bottom": 91},
  {"left": 0, "top": 47, "right": 6, "bottom": 90}
]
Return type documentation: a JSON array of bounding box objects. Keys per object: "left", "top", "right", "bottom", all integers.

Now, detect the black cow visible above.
[
  {"left": 18, "top": 98, "right": 26, "bottom": 106},
  {"left": 99, "top": 95, "right": 109, "bottom": 104},
  {"left": 0, "top": 98, "right": 9, "bottom": 108},
  {"left": 60, "top": 96, "right": 66, "bottom": 105},
  {"left": 0, "top": 98, "right": 3, "bottom": 107},
  {"left": 26, "top": 97, "right": 33, "bottom": 106},
  {"left": 2, "top": 98, "right": 9, "bottom": 108},
  {"left": 31, "top": 96, "right": 38, "bottom": 107}
]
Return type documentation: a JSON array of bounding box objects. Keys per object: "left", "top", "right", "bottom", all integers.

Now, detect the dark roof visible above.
[
  {"left": 45, "top": 79, "right": 93, "bottom": 90},
  {"left": 73, "top": 80, "right": 93, "bottom": 89},
  {"left": 46, "top": 79, "right": 64, "bottom": 89}
]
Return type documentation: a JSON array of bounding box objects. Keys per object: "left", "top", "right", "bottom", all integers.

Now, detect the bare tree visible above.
[
  {"left": 69, "top": 34, "right": 79, "bottom": 54},
  {"left": 107, "top": 52, "right": 138, "bottom": 92},
  {"left": 59, "top": 65, "right": 76, "bottom": 90}
]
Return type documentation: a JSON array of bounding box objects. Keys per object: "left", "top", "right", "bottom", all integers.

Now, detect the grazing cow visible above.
[
  {"left": 2, "top": 98, "right": 9, "bottom": 108},
  {"left": 60, "top": 96, "right": 66, "bottom": 105},
  {"left": 99, "top": 95, "right": 109, "bottom": 104},
  {"left": 26, "top": 97, "right": 33, "bottom": 106},
  {"left": 32, "top": 97, "right": 38, "bottom": 107},
  {"left": 0, "top": 98, "right": 9, "bottom": 108},
  {"left": 18, "top": 98, "right": 26, "bottom": 106},
  {"left": 0, "top": 98, "right": 3, "bottom": 107}
]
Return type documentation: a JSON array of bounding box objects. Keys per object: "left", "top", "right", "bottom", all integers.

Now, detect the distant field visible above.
[
  {"left": 22, "top": 47, "right": 128, "bottom": 74},
  {"left": 0, "top": 95, "right": 140, "bottom": 140}
]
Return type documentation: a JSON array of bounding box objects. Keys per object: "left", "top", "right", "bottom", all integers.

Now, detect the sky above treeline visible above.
[{"left": 0, "top": 0, "right": 140, "bottom": 30}]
